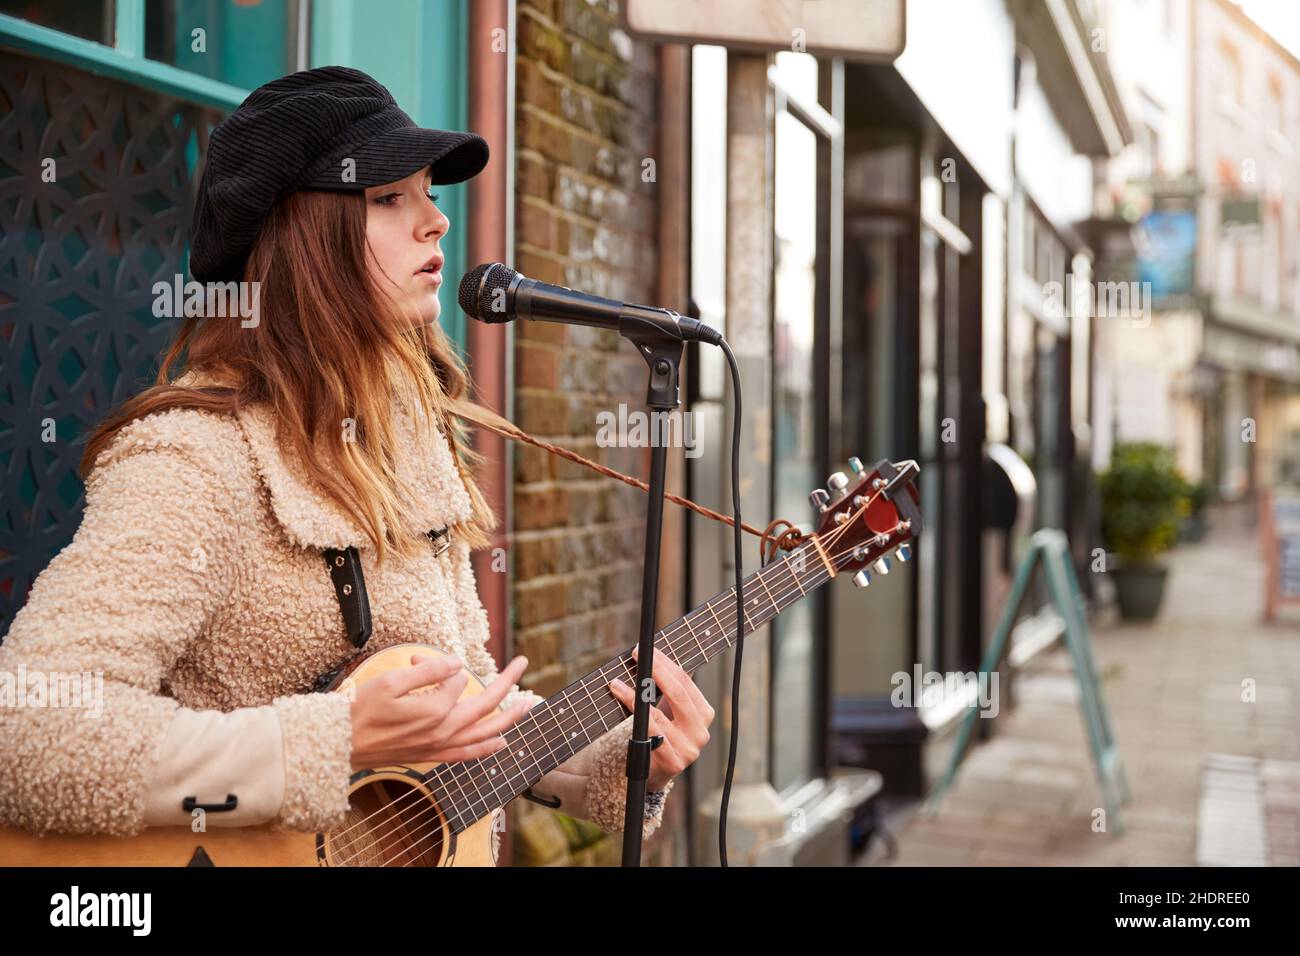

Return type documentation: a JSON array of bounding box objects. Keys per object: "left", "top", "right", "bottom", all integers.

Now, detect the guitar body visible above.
[{"left": 0, "top": 644, "right": 502, "bottom": 867}]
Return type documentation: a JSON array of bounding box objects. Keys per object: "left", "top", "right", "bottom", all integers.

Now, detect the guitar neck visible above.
[{"left": 430, "top": 540, "right": 835, "bottom": 832}]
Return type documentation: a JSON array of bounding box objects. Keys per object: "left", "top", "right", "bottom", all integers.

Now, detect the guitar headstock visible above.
[{"left": 809, "top": 457, "right": 923, "bottom": 588}]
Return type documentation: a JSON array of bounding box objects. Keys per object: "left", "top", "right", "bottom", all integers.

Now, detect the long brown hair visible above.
[{"left": 80, "top": 188, "right": 496, "bottom": 565}]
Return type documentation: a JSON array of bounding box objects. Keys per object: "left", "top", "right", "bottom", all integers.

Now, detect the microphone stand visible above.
[{"left": 617, "top": 306, "right": 686, "bottom": 866}]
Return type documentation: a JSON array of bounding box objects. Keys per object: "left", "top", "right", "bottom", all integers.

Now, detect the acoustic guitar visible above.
[{"left": 0, "top": 457, "right": 921, "bottom": 866}]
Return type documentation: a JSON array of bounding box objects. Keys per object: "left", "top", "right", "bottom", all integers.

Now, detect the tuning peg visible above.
[
  {"left": 894, "top": 543, "right": 912, "bottom": 563},
  {"left": 872, "top": 557, "right": 891, "bottom": 576},
  {"left": 809, "top": 489, "right": 830, "bottom": 512},
  {"left": 827, "top": 472, "right": 849, "bottom": 495},
  {"left": 848, "top": 456, "right": 864, "bottom": 475},
  {"left": 852, "top": 569, "right": 872, "bottom": 588}
]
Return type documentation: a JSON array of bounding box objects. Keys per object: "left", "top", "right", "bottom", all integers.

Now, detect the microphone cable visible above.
[{"left": 717, "top": 338, "right": 743, "bottom": 868}]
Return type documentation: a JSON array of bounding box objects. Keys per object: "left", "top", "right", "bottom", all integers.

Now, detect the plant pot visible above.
[
  {"left": 1178, "top": 513, "right": 1208, "bottom": 543},
  {"left": 1112, "top": 562, "right": 1169, "bottom": 621}
]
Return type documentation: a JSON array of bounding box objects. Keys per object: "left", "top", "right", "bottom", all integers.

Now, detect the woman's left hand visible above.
[{"left": 608, "top": 644, "right": 716, "bottom": 792}]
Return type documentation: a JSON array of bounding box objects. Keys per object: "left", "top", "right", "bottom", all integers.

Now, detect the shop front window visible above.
[
  {"left": 1, "top": 0, "right": 301, "bottom": 105},
  {"left": 0, "top": 0, "right": 113, "bottom": 44},
  {"left": 770, "top": 51, "right": 831, "bottom": 794},
  {"left": 145, "top": 0, "right": 299, "bottom": 91}
]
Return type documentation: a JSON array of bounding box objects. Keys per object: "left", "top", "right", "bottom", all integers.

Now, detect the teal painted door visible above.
[{"left": 313, "top": 0, "right": 472, "bottom": 355}]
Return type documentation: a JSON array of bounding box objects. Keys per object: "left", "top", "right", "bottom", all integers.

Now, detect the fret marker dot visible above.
[
  {"left": 516, "top": 750, "right": 524, "bottom": 758},
  {"left": 490, "top": 768, "right": 497, "bottom": 775}
]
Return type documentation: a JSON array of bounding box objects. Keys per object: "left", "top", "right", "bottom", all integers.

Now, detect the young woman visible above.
[{"left": 0, "top": 66, "right": 712, "bottom": 853}]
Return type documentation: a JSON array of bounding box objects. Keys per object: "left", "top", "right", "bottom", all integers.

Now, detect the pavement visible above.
[{"left": 859, "top": 504, "right": 1300, "bottom": 867}]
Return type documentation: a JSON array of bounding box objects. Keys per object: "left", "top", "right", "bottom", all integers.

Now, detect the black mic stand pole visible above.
[{"left": 617, "top": 307, "right": 686, "bottom": 866}]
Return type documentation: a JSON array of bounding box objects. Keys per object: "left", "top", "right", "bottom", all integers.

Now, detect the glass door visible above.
[
  {"left": 916, "top": 145, "right": 980, "bottom": 679},
  {"left": 769, "top": 51, "right": 838, "bottom": 795},
  {"left": 833, "top": 126, "right": 916, "bottom": 700}
]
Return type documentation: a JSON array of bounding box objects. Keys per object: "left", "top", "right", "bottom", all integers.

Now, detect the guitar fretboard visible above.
[{"left": 426, "top": 535, "right": 853, "bottom": 832}]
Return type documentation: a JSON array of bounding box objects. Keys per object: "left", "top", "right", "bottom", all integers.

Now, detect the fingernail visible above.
[{"left": 611, "top": 678, "right": 627, "bottom": 691}]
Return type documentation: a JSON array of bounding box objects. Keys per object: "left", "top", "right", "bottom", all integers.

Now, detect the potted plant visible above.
[{"left": 1097, "top": 442, "right": 1185, "bottom": 621}]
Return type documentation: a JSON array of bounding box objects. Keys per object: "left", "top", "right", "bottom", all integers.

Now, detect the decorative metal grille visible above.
[{"left": 0, "top": 50, "right": 222, "bottom": 635}]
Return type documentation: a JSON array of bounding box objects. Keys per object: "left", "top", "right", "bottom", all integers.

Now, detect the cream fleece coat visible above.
[{"left": 0, "top": 369, "right": 671, "bottom": 843}]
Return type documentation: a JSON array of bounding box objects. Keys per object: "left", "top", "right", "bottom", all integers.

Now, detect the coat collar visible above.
[{"left": 175, "top": 369, "right": 473, "bottom": 552}]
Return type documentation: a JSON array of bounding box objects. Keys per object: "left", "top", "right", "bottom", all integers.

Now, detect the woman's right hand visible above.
[{"left": 348, "top": 653, "right": 533, "bottom": 771}]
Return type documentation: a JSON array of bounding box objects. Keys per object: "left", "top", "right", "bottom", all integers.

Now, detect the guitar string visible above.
[
  {"left": 321, "top": 491, "right": 894, "bottom": 862},
  {"left": 325, "top": 499, "right": 903, "bottom": 865},
  {"left": 349, "top": 521, "right": 904, "bottom": 867},
  {"left": 328, "top": 506, "right": 910, "bottom": 865},
  {"left": 388, "top": 522, "right": 908, "bottom": 868},
  {"left": 322, "top": 490, "right": 904, "bottom": 864},
  {"left": 339, "top": 522, "right": 895, "bottom": 867}
]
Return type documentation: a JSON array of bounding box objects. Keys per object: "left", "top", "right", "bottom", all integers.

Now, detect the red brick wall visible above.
[{"left": 510, "top": 0, "right": 677, "bottom": 865}]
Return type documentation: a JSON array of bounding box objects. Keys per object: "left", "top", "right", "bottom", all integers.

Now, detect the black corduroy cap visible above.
[{"left": 189, "top": 65, "right": 489, "bottom": 283}]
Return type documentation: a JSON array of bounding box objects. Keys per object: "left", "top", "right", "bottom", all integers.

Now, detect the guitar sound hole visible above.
[{"left": 326, "top": 776, "right": 446, "bottom": 867}]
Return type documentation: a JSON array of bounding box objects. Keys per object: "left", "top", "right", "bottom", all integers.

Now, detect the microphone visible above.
[{"left": 458, "top": 262, "right": 722, "bottom": 346}]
